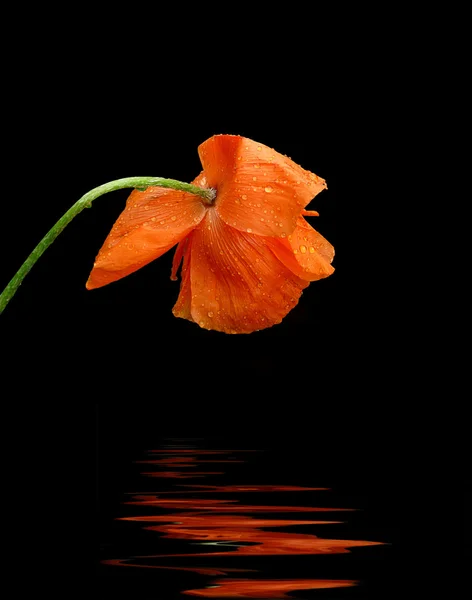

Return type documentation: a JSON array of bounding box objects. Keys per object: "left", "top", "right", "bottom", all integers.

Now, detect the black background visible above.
[
  {"left": 2, "top": 13, "right": 412, "bottom": 389},
  {"left": 1, "top": 15, "right": 470, "bottom": 598},
  {"left": 3, "top": 74, "right": 394, "bottom": 390}
]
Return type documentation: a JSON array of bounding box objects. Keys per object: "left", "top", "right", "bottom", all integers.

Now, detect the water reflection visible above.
[
  {"left": 101, "top": 442, "right": 384, "bottom": 598},
  {"left": 184, "top": 579, "right": 357, "bottom": 598},
  {"left": 119, "top": 511, "right": 378, "bottom": 557},
  {"left": 126, "top": 496, "right": 354, "bottom": 513}
]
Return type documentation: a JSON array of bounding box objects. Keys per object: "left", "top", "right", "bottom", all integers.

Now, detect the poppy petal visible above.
[
  {"left": 174, "top": 209, "right": 310, "bottom": 333},
  {"left": 172, "top": 232, "right": 194, "bottom": 323},
  {"left": 266, "top": 217, "right": 334, "bottom": 281},
  {"left": 170, "top": 238, "right": 187, "bottom": 281},
  {"left": 198, "top": 135, "right": 327, "bottom": 238},
  {"left": 86, "top": 186, "right": 206, "bottom": 289}
]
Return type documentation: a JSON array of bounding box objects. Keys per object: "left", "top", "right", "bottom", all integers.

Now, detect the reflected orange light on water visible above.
[
  {"left": 126, "top": 496, "right": 354, "bottom": 513},
  {"left": 183, "top": 578, "right": 357, "bottom": 598},
  {"left": 142, "top": 471, "right": 225, "bottom": 478},
  {"left": 101, "top": 445, "right": 384, "bottom": 598}
]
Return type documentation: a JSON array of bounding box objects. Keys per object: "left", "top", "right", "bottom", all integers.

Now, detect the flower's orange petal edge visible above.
[
  {"left": 198, "top": 135, "right": 327, "bottom": 239},
  {"left": 172, "top": 208, "right": 310, "bottom": 334},
  {"left": 86, "top": 186, "right": 206, "bottom": 289},
  {"left": 171, "top": 232, "right": 194, "bottom": 323},
  {"left": 266, "top": 217, "right": 335, "bottom": 282}
]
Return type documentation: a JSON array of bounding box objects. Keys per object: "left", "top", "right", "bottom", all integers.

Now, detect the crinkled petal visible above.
[
  {"left": 266, "top": 217, "right": 335, "bottom": 281},
  {"left": 170, "top": 237, "right": 187, "bottom": 281},
  {"left": 172, "top": 232, "right": 194, "bottom": 323},
  {"left": 86, "top": 186, "right": 206, "bottom": 289},
  {"left": 174, "top": 208, "right": 309, "bottom": 334},
  {"left": 198, "top": 135, "right": 327, "bottom": 238}
]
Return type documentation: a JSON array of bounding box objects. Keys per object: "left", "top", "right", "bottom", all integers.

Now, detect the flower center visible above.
[{"left": 203, "top": 187, "right": 217, "bottom": 206}]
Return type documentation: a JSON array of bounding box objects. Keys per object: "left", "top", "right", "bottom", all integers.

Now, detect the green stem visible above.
[{"left": 0, "top": 176, "right": 215, "bottom": 315}]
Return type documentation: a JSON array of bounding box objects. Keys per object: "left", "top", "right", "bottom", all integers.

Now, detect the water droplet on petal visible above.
[
  {"left": 309, "top": 246, "right": 315, "bottom": 253},
  {"left": 257, "top": 145, "right": 262, "bottom": 151},
  {"left": 171, "top": 215, "right": 177, "bottom": 221},
  {"left": 300, "top": 245, "right": 307, "bottom": 253},
  {"left": 280, "top": 232, "right": 286, "bottom": 238},
  {"left": 253, "top": 176, "right": 257, "bottom": 181},
  {"left": 241, "top": 194, "right": 247, "bottom": 200},
  {"left": 247, "top": 228, "right": 252, "bottom": 233},
  {"left": 207, "top": 311, "right": 214, "bottom": 318},
  {"left": 265, "top": 186, "right": 273, "bottom": 193}
]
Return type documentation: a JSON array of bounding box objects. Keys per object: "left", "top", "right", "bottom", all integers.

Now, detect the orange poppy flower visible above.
[{"left": 86, "top": 135, "right": 334, "bottom": 333}]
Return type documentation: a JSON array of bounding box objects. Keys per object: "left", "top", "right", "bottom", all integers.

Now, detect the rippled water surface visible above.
[{"left": 97, "top": 437, "right": 391, "bottom": 599}]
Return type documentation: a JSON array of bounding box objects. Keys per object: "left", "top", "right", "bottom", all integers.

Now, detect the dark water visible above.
[{"left": 97, "top": 433, "right": 393, "bottom": 599}]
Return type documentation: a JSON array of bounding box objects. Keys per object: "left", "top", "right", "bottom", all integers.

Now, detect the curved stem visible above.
[{"left": 0, "top": 176, "right": 215, "bottom": 315}]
